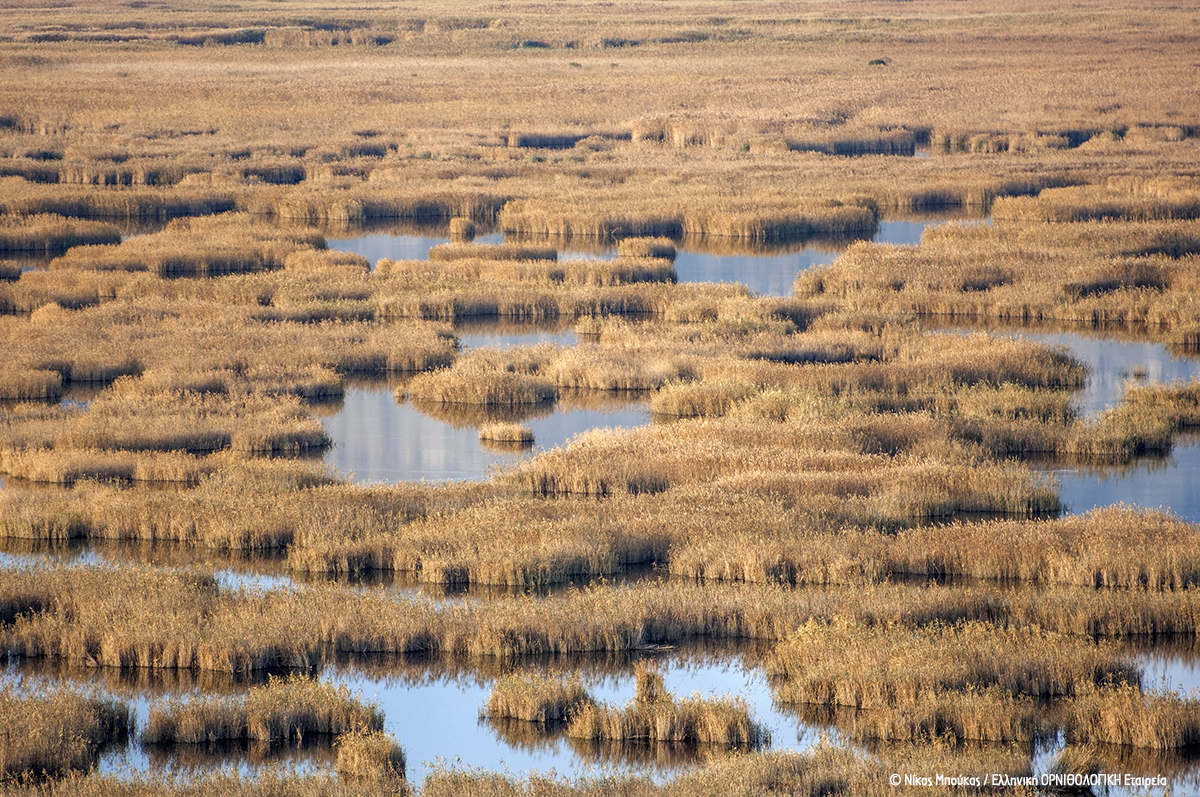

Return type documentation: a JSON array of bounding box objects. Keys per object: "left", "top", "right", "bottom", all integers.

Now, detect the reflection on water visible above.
[
  {"left": 326, "top": 229, "right": 503, "bottom": 267},
  {"left": 319, "top": 383, "right": 651, "bottom": 484},
  {"left": 323, "top": 213, "right": 975, "bottom": 297},
  {"left": 1053, "top": 436, "right": 1200, "bottom": 523},
  {"left": 926, "top": 320, "right": 1200, "bottom": 521},
  {"left": 8, "top": 644, "right": 814, "bottom": 784},
  {"left": 329, "top": 650, "right": 814, "bottom": 785},
  {"left": 7, "top": 618, "right": 1200, "bottom": 789},
  {"left": 926, "top": 319, "right": 1200, "bottom": 417},
  {"left": 1002, "top": 332, "right": 1200, "bottom": 418},
  {"left": 453, "top": 316, "right": 579, "bottom": 350},
  {"left": 1125, "top": 638, "right": 1200, "bottom": 698}
]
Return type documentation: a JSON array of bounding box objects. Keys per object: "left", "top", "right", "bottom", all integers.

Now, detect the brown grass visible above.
[
  {"left": 765, "top": 620, "right": 1137, "bottom": 708},
  {"left": 1067, "top": 684, "right": 1200, "bottom": 749},
  {"left": 482, "top": 673, "right": 596, "bottom": 723},
  {"left": 796, "top": 214, "right": 1200, "bottom": 349},
  {"left": 0, "top": 684, "right": 131, "bottom": 780},
  {"left": 46, "top": 213, "right": 323, "bottom": 277},
  {"left": 428, "top": 243, "right": 557, "bottom": 262},
  {"left": 0, "top": 214, "right": 120, "bottom": 254},
  {"left": 566, "top": 663, "right": 770, "bottom": 749},
  {"left": 478, "top": 422, "right": 534, "bottom": 445},
  {"left": 335, "top": 729, "right": 407, "bottom": 785},
  {"left": 0, "top": 0, "right": 1198, "bottom": 788},
  {"left": 141, "top": 674, "right": 383, "bottom": 744},
  {"left": 7, "top": 564, "right": 1199, "bottom": 674}
]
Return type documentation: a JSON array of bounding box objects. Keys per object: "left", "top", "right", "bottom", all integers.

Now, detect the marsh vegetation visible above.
[{"left": 2, "top": 0, "right": 1200, "bottom": 792}]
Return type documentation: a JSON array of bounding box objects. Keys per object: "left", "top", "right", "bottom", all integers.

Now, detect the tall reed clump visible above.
[
  {"left": 478, "top": 422, "right": 534, "bottom": 447},
  {"left": 7, "top": 564, "right": 1200, "bottom": 672},
  {"left": 335, "top": 729, "right": 407, "bottom": 786},
  {"left": 760, "top": 619, "right": 1200, "bottom": 747},
  {"left": 141, "top": 675, "right": 384, "bottom": 744},
  {"left": 566, "top": 663, "right": 770, "bottom": 749},
  {"left": 617, "top": 237, "right": 676, "bottom": 260},
  {"left": 403, "top": 344, "right": 557, "bottom": 406},
  {"left": 0, "top": 685, "right": 132, "bottom": 779},
  {"left": 482, "top": 673, "right": 596, "bottom": 723},
  {"left": 1067, "top": 684, "right": 1200, "bottom": 749}
]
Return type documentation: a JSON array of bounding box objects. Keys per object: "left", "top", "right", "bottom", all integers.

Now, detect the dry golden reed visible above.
[
  {"left": 141, "top": 674, "right": 383, "bottom": 744},
  {"left": 0, "top": 684, "right": 131, "bottom": 780},
  {"left": 483, "top": 673, "right": 596, "bottom": 723},
  {"left": 335, "top": 729, "right": 407, "bottom": 785},
  {"left": 566, "top": 664, "right": 770, "bottom": 749}
]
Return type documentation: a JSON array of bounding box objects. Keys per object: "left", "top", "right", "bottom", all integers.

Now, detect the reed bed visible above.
[
  {"left": 764, "top": 620, "right": 1137, "bottom": 708},
  {"left": 499, "top": 195, "right": 876, "bottom": 242},
  {"left": 835, "top": 687, "right": 1041, "bottom": 744},
  {"left": 46, "top": 214, "right": 323, "bottom": 277},
  {"left": 0, "top": 214, "right": 120, "bottom": 255},
  {"left": 428, "top": 243, "right": 557, "bottom": 262},
  {"left": 796, "top": 217, "right": 1200, "bottom": 346},
  {"left": 0, "top": 459, "right": 460, "bottom": 549},
  {"left": 379, "top": 254, "right": 677, "bottom": 288},
  {"left": 141, "top": 675, "right": 383, "bottom": 745},
  {"left": 0, "top": 684, "right": 132, "bottom": 780},
  {"left": 1067, "top": 684, "right": 1200, "bottom": 749},
  {"left": 0, "top": 448, "right": 209, "bottom": 486},
  {"left": 482, "top": 673, "right": 596, "bottom": 723},
  {"left": 1, "top": 1, "right": 1199, "bottom": 787},
  {"left": 0, "top": 179, "right": 237, "bottom": 221},
  {"left": 566, "top": 664, "right": 769, "bottom": 749},
  {"left": 509, "top": 415, "right": 1059, "bottom": 516},
  {"left": 478, "top": 422, "right": 534, "bottom": 445},
  {"left": 287, "top": 492, "right": 668, "bottom": 587},
  {"left": 766, "top": 621, "right": 1200, "bottom": 748},
  {"left": 993, "top": 181, "right": 1200, "bottom": 223},
  {"left": 335, "top": 729, "right": 407, "bottom": 785},
  {"left": 671, "top": 505, "right": 1200, "bottom": 590},
  {"left": 617, "top": 237, "right": 677, "bottom": 261},
  {"left": 0, "top": 387, "right": 330, "bottom": 476},
  {"left": 7, "top": 565, "right": 1200, "bottom": 675}
]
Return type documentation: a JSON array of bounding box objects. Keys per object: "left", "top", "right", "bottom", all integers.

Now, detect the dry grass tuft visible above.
[
  {"left": 483, "top": 673, "right": 596, "bottom": 723},
  {"left": 617, "top": 237, "right": 677, "bottom": 260},
  {"left": 0, "top": 214, "right": 120, "bottom": 254},
  {"left": 335, "top": 729, "right": 407, "bottom": 785},
  {"left": 1067, "top": 684, "right": 1200, "bottom": 750},
  {"left": 566, "top": 663, "right": 770, "bottom": 749},
  {"left": 479, "top": 422, "right": 534, "bottom": 445},
  {"left": 0, "top": 684, "right": 131, "bottom": 780},
  {"left": 141, "top": 674, "right": 383, "bottom": 744},
  {"left": 765, "top": 619, "right": 1138, "bottom": 709}
]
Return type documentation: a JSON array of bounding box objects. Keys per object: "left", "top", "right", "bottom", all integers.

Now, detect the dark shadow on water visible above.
[
  {"left": 0, "top": 536, "right": 294, "bottom": 593},
  {"left": 139, "top": 737, "right": 337, "bottom": 775},
  {"left": 301, "top": 562, "right": 665, "bottom": 601},
  {"left": 483, "top": 715, "right": 731, "bottom": 771}
]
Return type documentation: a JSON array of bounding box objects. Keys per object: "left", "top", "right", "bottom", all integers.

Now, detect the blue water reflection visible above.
[{"left": 319, "top": 384, "right": 650, "bottom": 483}]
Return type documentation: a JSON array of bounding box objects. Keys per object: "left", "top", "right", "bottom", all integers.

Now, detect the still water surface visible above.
[{"left": 325, "top": 218, "right": 949, "bottom": 298}]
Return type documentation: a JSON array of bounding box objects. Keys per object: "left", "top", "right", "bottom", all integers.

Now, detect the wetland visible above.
[{"left": 1, "top": 0, "right": 1200, "bottom": 793}]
